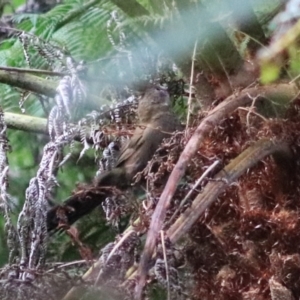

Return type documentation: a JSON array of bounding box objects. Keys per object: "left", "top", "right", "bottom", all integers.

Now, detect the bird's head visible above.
[{"left": 138, "top": 86, "right": 170, "bottom": 122}]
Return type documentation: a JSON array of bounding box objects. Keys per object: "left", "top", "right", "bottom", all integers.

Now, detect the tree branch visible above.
[
  {"left": 0, "top": 70, "right": 57, "bottom": 97},
  {"left": 0, "top": 66, "right": 67, "bottom": 77},
  {"left": 4, "top": 112, "right": 47, "bottom": 134},
  {"left": 3, "top": 112, "right": 84, "bottom": 143}
]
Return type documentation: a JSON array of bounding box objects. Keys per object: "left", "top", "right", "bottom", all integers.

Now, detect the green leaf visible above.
[{"left": 260, "top": 61, "right": 280, "bottom": 84}]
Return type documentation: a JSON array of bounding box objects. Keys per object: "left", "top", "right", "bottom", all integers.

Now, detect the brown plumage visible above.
[
  {"left": 47, "top": 87, "right": 182, "bottom": 230},
  {"left": 95, "top": 87, "right": 182, "bottom": 187}
]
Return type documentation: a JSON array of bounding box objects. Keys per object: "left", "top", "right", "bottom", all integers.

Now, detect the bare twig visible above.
[
  {"left": 94, "top": 230, "right": 136, "bottom": 285},
  {"left": 46, "top": 260, "right": 92, "bottom": 273},
  {"left": 166, "top": 159, "right": 220, "bottom": 227},
  {"left": 238, "top": 107, "right": 267, "bottom": 122},
  {"left": 186, "top": 39, "right": 198, "bottom": 132},
  {"left": 160, "top": 231, "right": 170, "bottom": 300}
]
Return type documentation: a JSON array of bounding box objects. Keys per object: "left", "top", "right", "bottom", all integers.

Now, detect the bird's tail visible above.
[
  {"left": 47, "top": 186, "right": 117, "bottom": 231},
  {"left": 47, "top": 167, "right": 130, "bottom": 231}
]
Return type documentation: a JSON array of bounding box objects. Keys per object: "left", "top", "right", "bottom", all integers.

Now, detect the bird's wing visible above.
[
  {"left": 115, "top": 126, "right": 145, "bottom": 167},
  {"left": 116, "top": 112, "right": 181, "bottom": 175}
]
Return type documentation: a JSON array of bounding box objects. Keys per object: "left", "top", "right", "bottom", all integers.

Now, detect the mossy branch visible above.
[
  {"left": 3, "top": 113, "right": 87, "bottom": 144},
  {"left": 0, "top": 66, "right": 66, "bottom": 77},
  {"left": 4, "top": 113, "right": 47, "bottom": 134},
  {"left": 0, "top": 70, "right": 57, "bottom": 97}
]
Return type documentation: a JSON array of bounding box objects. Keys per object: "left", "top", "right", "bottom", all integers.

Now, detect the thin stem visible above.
[
  {"left": 160, "top": 230, "right": 170, "bottom": 300},
  {"left": 185, "top": 39, "right": 198, "bottom": 132},
  {"left": 166, "top": 159, "right": 220, "bottom": 227}
]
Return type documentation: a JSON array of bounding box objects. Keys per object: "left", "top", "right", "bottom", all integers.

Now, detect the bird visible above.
[{"left": 47, "top": 87, "right": 182, "bottom": 230}]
